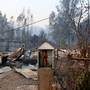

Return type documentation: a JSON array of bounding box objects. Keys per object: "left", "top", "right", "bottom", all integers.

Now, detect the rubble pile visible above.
[
  {"left": 0, "top": 64, "right": 38, "bottom": 90},
  {"left": 0, "top": 48, "right": 38, "bottom": 90}
]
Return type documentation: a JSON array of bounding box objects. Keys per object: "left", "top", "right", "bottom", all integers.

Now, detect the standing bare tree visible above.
[
  {"left": 49, "top": 0, "right": 90, "bottom": 90},
  {"left": 49, "top": 0, "right": 90, "bottom": 57}
]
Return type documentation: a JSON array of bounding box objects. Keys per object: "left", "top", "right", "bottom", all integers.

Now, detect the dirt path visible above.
[{"left": 38, "top": 68, "right": 55, "bottom": 90}]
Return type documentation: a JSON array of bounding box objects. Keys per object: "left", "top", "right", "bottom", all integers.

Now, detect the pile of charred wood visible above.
[{"left": 0, "top": 48, "right": 37, "bottom": 68}]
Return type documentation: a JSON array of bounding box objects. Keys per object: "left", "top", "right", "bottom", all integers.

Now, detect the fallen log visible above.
[
  {"left": 67, "top": 54, "right": 90, "bottom": 61},
  {"left": 69, "top": 57, "right": 90, "bottom": 61}
]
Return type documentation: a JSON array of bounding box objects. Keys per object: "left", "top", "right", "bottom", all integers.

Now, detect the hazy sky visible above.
[{"left": 0, "top": 0, "right": 59, "bottom": 26}]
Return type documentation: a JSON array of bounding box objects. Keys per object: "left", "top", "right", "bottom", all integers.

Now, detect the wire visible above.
[
  {"left": 0, "top": 17, "right": 49, "bottom": 44},
  {"left": 4, "top": 17, "right": 49, "bottom": 33}
]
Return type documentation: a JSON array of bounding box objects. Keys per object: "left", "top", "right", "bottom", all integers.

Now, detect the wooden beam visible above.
[{"left": 70, "top": 57, "right": 90, "bottom": 61}]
